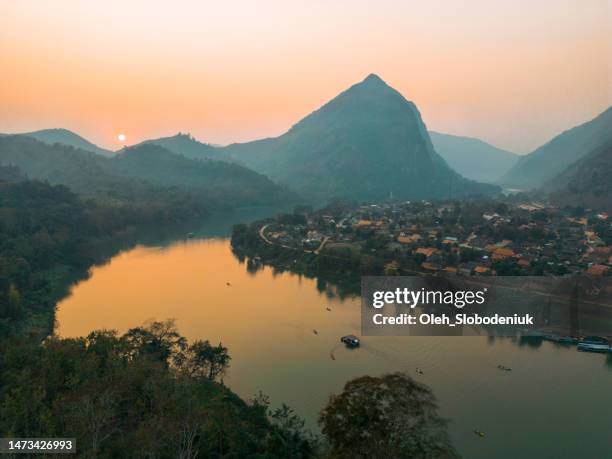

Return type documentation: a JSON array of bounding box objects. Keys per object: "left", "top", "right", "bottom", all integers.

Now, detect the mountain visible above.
[
  {"left": 0, "top": 135, "right": 294, "bottom": 207},
  {"left": 21, "top": 128, "right": 114, "bottom": 157},
  {"left": 0, "top": 165, "right": 23, "bottom": 182},
  {"left": 222, "top": 74, "right": 498, "bottom": 201},
  {"left": 0, "top": 135, "right": 121, "bottom": 196},
  {"left": 429, "top": 131, "right": 518, "bottom": 183},
  {"left": 137, "top": 133, "right": 230, "bottom": 162},
  {"left": 500, "top": 107, "right": 612, "bottom": 190},
  {"left": 111, "top": 144, "right": 294, "bottom": 206},
  {"left": 546, "top": 140, "right": 612, "bottom": 211}
]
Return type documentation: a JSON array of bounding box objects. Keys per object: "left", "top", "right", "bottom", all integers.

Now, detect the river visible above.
[{"left": 55, "top": 216, "right": 612, "bottom": 458}]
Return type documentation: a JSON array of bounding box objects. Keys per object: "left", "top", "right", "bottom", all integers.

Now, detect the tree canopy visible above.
[
  {"left": 319, "top": 373, "right": 458, "bottom": 459},
  {"left": 0, "top": 320, "right": 316, "bottom": 458}
]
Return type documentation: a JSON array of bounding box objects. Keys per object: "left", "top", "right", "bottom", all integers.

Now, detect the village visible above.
[{"left": 257, "top": 199, "right": 611, "bottom": 277}]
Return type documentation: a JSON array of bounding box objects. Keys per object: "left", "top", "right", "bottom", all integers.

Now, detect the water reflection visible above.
[{"left": 56, "top": 238, "right": 612, "bottom": 459}]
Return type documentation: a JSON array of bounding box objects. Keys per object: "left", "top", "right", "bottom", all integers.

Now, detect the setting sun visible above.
[{"left": 117, "top": 133, "right": 126, "bottom": 142}]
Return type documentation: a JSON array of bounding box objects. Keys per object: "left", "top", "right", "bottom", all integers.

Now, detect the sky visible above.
[{"left": 1, "top": 0, "right": 610, "bottom": 153}]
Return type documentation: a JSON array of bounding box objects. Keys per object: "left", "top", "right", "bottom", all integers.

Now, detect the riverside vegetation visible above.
[
  {"left": 0, "top": 319, "right": 317, "bottom": 458},
  {"left": 0, "top": 169, "right": 457, "bottom": 458}
]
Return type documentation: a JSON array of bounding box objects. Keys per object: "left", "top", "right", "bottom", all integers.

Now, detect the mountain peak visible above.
[
  {"left": 23, "top": 128, "right": 113, "bottom": 157},
  {"left": 362, "top": 73, "right": 386, "bottom": 86},
  {"left": 225, "top": 72, "right": 500, "bottom": 201}
]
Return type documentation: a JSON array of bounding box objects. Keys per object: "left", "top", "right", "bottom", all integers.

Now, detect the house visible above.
[
  {"left": 415, "top": 247, "right": 437, "bottom": 258},
  {"left": 384, "top": 260, "right": 400, "bottom": 275},
  {"left": 517, "top": 258, "right": 531, "bottom": 268},
  {"left": 483, "top": 213, "right": 501, "bottom": 221},
  {"left": 474, "top": 266, "right": 491, "bottom": 275},
  {"left": 397, "top": 234, "right": 422, "bottom": 244},
  {"left": 587, "top": 264, "right": 609, "bottom": 277},
  {"left": 492, "top": 247, "right": 515, "bottom": 260},
  {"left": 421, "top": 262, "right": 439, "bottom": 271}
]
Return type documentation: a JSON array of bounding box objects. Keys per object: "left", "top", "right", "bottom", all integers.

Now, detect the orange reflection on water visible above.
[
  {"left": 56, "top": 238, "right": 360, "bottom": 366},
  {"left": 55, "top": 238, "right": 612, "bottom": 458}
]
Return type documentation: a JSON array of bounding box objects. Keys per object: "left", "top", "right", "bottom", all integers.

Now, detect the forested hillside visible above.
[
  {"left": 501, "top": 107, "right": 612, "bottom": 189},
  {"left": 547, "top": 141, "right": 612, "bottom": 211},
  {"left": 0, "top": 320, "right": 316, "bottom": 458},
  {"left": 0, "top": 135, "right": 295, "bottom": 209},
  {"left": 22, "top": 128, "right": 113, "bottom": 157},
  {"left": 137, "top": 132, "right": 228, "bottom": 161},
  {"left": 112, "top": 144, "right": 295, "bottom": 207},
  {"left": 0, "top": 178, "right": 208, "bottom": 338},
  {"left": 224, "top": 74, "right": 499, "bottom": 201}
]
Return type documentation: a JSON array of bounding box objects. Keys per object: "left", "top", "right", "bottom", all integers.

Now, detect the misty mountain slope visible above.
[
  {"left": 137, "top": 133, "right": 230, "bottom": 162},
  {"left": 0, "top": 136, "right": 294, "bottom": 207},
  {"left": 546, "top": 140, "right": 612, "bottom": 211},
  {"left": 500, "top": 107, "right": 612, "bottom": 190},
  {"left": 21, "top": 128, "right": 114, "bottom": 157},
  {"left": 0, "top": 165, "right": 23, "bottom": 182},
  {"left": 0, "top": 135, "right": 121, "bottom": 196},
  {"left": 429, "top": 131, "right": 518, "bottom": 183},
  {"left": 223, "top": 74, "right": 499, "bottom": 201},
  {"left": 111, "top": 144, "right": 295, "bottom": 205}
]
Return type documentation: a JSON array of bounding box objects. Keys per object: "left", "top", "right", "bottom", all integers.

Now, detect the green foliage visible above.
[
  {"left": 319, "top": 372, "right": 458, "bottom": 459},
  {"left": 139, "top": 132, "right": 226, "bottom": 161},
  {"left": 548, "top": 141, "right": 612, "bottom": 212},
  {"left": 0, "top": 178, "right": 205, "bottom": 339},
  {"left": 0, "top": 321, "right": 317, "bottom": 458},
  {"left": 493, "top": 260, "right": 523, "bottom": 276},
  {"left": 178, "top": 339, "right": 232, "bottom": 381},
  {"left": 0, "top": 135, "right": 295, "bottom": 210},
  {"left": 113, "top": 144, "right": 296, "bottom": 207},
  {"left": 231, "top": 222, "right": 362, "bottom": 298}
]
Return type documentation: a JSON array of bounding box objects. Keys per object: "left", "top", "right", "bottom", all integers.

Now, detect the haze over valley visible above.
[
  {"left": 4, "top": 74, "right": 610, "bottom": 209},
  {"left": 1, "top": 2, "right": 611, "bottom": 458}
]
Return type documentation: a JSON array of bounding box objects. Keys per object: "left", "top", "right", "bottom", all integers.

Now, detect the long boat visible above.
[{"left": 577, "top": 336, "right": 611, "bottom": 353}]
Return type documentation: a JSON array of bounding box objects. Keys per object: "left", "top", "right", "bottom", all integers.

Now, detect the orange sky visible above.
[{"left": 1, "top": 0, "right": 610, "bottom": 153}]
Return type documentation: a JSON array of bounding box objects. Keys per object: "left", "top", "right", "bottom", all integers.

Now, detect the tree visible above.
[
  {"left": 0, "top": 321, "right": 316, "bottom": 458},
  {"left": 180, "top": 340, "right": 231, "bottom": 381},
  {"left": 123, "top": 319, "right": 187, "bottom": 364},
  {"left": 319, "top": 373, "right": 458, "bottom": 459}
]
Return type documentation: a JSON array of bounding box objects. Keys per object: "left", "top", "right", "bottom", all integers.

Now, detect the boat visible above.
[
  {"left": 340, "top": 335, "right": 360, "bottom": 348},
  {"left": 557, "top": 336, "right": 579, "bottom": 344},
  {"left": 542, "top": 335, "right": 578, "bottom": 344},
  {"left": 577, "top": 336, "right": 611, "bottom": 353}
]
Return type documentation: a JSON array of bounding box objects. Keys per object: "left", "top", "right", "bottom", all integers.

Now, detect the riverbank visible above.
[{"left": 55, "top": 238, "right": 612, "bottom": 458}]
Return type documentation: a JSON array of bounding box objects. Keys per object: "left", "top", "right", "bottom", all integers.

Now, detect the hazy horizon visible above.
[{"left": 1, "top": 0, "right": 610, "bottom": 153}]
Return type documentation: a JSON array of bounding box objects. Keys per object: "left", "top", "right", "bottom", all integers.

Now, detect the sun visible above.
[{"left": 117, "top": 133, "right": 126, "bottom": 142}]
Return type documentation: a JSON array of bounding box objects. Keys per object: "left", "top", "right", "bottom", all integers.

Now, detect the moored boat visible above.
[{"left": 577, "top": 336, "right": 611, "bottom": 353}]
